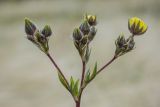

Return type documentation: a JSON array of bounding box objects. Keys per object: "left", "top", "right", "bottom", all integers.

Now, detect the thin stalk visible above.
[
  {"left": 46, "top": 53, "right": 69, "bottom": 86},
  {"left": 97, "top": 55, "right": 117, "bottom": 75},
  {"left": 80, "top": 61, "right": 86, "bottom": 87},
  {"left": 83, "top": 55, "right": 117, "bottom": 89},
  {"left": 76, "top": 59, "right": 86, "bottom": 107},
  {"left": 76, "top": 101, "right": 80, "bottom": 107}
]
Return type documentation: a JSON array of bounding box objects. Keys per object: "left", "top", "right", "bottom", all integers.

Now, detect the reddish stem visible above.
[
  {"left": 97, "top": 55, "right": 117, "bottom": 75},
  {"left": 80, "top": 61, "right": 86, "bottom": 87},
  {"left": 46, "top": 53, "right": 69, "bottom": 86},
  {"left": 76, "top": 101, "right": 80, "bottom": 107}
]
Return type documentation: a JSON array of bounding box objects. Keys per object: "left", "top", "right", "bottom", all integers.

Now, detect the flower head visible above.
[{"left": 128, "top": 17, "right": 148, "bottom": 35}]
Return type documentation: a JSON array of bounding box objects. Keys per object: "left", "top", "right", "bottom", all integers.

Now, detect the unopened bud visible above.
[
  {"left": 42, "top": 25, "right": 52, "bottom": 37},
  {"left": 126, "top": 37, "right": 135, "bottom": 51},
  {"left": 85, "top": 14, "right": 97, "bottom": 26},
  {"left": 115, "top": 34, "right": 135, "bottom": 57},
  {"left": 25, "top": 18, "right": 36, "bottom": 35},
  {"left": 128, "top": 17, "right": 148, "bottom": 36},
  {"left": 79, "top": 20, "right": 90, "bottom": 35},
  {"left": 115, "top": 34, "right": 126, "bottom": 49},
  {"left": 115, "top": 34, "right": 127, "bottom": 56},
  {"left": 81, "top": 36, "right": 88, "bottom": 45},
  {"left": 88, "top": 26, "right": 97, "bottom": 41},
  {"left": 73, "top": 28, "right": 83, "bottom": 41},
  {"left": 34, "top": 31, "right": 46, "bottom": 44},
  {"left": 34, "top": 31, "right": 49, "bottom": 52}
]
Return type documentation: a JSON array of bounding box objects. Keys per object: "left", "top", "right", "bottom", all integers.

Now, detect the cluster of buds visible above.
[
  {"left": 25, "top": 18, "right": 52, "bottom": 53},
  {"left": 115, "top": 34, "right": 135, "bottom": 57},
  {"left": 115, "top": 17, "right": 148, "bottom": 57},
  {"left": 73, "top": 14, "right": 97, "bottom": 62}
]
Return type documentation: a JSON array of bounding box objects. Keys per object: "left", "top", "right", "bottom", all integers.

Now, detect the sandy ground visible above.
[{"left": 0, "top": 0, "right": 160, "bottom": 107}]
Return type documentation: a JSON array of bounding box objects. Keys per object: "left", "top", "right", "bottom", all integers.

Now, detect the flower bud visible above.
[
  {"left": 79, "top": 20, "right": 90, "bottom": 35},
  {"left": 126, "top": 37, "right": 135, "bottom": 51},
  {"left": 73, "top": 28, "right": 83, "bottom": 41},
  {"left": 34, "top": 31, "right": 46, "bottom": 44},
  {"left": 85, "top": 14, "right": 97, "bottom": 26},
  {"left": 88, "top": 26, "right": 97, "bottom": 41},
  {"left": 81, "top": 36, "right": 88, "bottom": 45},
  {"left": 115, "top": 34, "right": 135, "bottom": 57},
  {"left": 34, "top": 31, "right": 49, "bottom": 52},
  {"left": 115, "top": 34, "right": 127, "bottom": 56},
  {"left": 115, "top": 34, "right": 126, "bottom": 49},
  {"left": 25, "top": 18, "right": 36, "bottom": 35},
  {"left": 128, "top": 17, "right": 148, "bottom": 35},
  {"left": 41, "top": 25, "right": 52, "bottom": 37}
]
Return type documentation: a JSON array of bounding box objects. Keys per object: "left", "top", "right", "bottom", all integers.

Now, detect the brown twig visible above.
[{"left": 97, "top": 55, "right": 117, "bottom": 75}]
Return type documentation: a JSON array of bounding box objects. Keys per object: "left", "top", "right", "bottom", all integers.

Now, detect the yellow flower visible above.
[
  {"left": 84, "top": 14, "right": 97, "bottom": 26},
  {"left": 128, "top": 17, "right": 148, "bottom": 35}
]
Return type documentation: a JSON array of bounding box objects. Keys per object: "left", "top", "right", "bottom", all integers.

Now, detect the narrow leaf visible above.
[
  {"left": 58, "top": 72, "right": 69, "bottom": 91},
  {"left": 85, "top": 69, "right": 91, "bottom": 83},
  {"left": 73, "top": 79, "right": 79, "bottom": 97},
  {"left": 70, "top": 76, "right": 74, "bottom": 91},
  {"left": 91, "top": 62, "right": 97, "bottom": 79}
]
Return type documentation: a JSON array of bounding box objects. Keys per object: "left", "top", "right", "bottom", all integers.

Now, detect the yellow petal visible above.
[{"left": 128, "top": 17, "right": 148, "bottom": 35}]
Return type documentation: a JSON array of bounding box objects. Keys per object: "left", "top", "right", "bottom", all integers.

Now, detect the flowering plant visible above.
[{"left": 24, "top": 14, "right": 147, "bottom": 107}]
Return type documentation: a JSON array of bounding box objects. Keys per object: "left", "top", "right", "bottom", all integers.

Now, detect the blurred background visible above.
[{"left": 0, "top": 0, "right": 160, "bottom": 107}]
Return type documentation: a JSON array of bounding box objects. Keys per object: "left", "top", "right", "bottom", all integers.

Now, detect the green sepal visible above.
[{"left": 85, "top": 45, "right": 91, "bottom": 63}]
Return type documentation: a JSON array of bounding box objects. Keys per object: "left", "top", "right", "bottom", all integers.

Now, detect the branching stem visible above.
[
  {"left": 83, "top": 55, "right": 117, "bottom": 90},
  {"left": 77, "top": 60, "right": 86, "bottom": 107}
]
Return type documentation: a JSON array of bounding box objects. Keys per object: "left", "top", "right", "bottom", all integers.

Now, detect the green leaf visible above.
[
  {"left": 85, "top": 69, "right": 91, "bottom": 83},
  {"left": 69, "top": 77, "right": 80, "bottom": 100},
  {"left": 70, "top": 76, "right": 74, "bottom": 91},
  {"left": 73, "top": 79, "right": 79, "bottom": 97},
  {"left": 58, "top": 72, "right": 69, "bottom": 91},
  {"left": 91, "top": 62, "right": 97, "bottom": 79}
]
